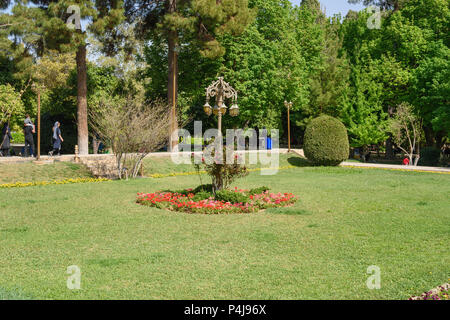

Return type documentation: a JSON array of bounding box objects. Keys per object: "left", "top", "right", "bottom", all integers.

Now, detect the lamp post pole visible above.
[
  {"left": 217, "top": 86, "right": 224, "bottom": 134},
  {"left": 284, "top": 101, "right": 292, "bottom": 153},
  {"left": 37, "top": 89, "right": 41, "bottom": 160}
]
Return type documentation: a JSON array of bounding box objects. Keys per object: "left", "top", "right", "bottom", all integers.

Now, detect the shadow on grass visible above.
[
  {"left": 0, "top": 226, "right": 28, "bottom": 233},
  {"left": 0, "top": 287, "right": 34, "bottom": 300},
  {"left": 265, "top": 207, "right": 312, "bottom": 216},
  {"left": 287, "top": 156, "right": 312, "bottom": 167}
]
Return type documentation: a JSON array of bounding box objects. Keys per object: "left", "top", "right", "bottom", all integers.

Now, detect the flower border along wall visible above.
[{"left": 137, "top": 186, "right": 297, "bottom": 214}]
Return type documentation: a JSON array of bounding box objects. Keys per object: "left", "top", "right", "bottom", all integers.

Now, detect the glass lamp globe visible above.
[
  {"left": 203, "top": 102, "right": 212, "bottom": 116},
  {"left": 229, "top": 104, "right": 239, "bottom": 117},
  {"left": 213, "top": 105, "right": 220, "bottom": 115},
  {"left": 219, "top": 103, "right": 227, "bottom": 115}
]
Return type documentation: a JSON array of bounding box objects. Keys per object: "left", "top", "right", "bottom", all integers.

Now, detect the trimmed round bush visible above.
[{"left": 303, "top": 115, "right": 349, "bottom": 166}]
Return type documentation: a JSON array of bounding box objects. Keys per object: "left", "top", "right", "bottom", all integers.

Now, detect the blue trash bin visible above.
[{"left": 266, "top": 137, "right": 272, "bottom": 150}]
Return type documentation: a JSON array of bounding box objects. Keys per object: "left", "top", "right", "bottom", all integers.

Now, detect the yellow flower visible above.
[{"left": 0, "top": 177, "right": 110, "bottom": 189}]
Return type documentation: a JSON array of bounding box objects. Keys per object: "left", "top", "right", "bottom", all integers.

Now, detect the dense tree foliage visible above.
[{"left": 1, "top": 0, "right": 448, "bottom": 155}]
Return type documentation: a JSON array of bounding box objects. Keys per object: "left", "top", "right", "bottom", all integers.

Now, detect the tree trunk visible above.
[
  {"left": 385, "top": 136, "right": 394, "bottom": 159},
  {"left": 76, "top": 45, "right": 89, "bottom": 155},
  {"left": 423, "top": 126, "right": 434, "bottom": 147},
  {"left": 92, "top": 136, "right": 99, "bottom": 154},
  {"left": 167, "top": 0, "right": 179, "bottom": 152},
  {"left": 435, "top": 131, "right": 445, "bottom": 150},
  {"left": 394, "top": 1, "right": 400, "bottom": 12}
]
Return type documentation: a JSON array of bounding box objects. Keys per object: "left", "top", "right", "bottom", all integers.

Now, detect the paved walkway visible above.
[
  {"left": 1, "top": 149, "right": 449, "bottom": 174},
  {"left": 340, "top": 161, "right": 450, "bottom": 174}
]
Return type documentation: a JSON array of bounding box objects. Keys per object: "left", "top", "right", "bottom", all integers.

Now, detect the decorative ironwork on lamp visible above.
[{"left": 204, "top": 77, "right": 239, "bottom": 132}]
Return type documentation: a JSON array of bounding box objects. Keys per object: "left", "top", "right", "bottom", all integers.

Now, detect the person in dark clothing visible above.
[
  {"left": 49, "top": 121, "right": 63, "bottom": 156},
  {"left": 1, "top": 123, "right": 13, "bottom": 157},
  {"left": 23, "top": 115, "right": 35, "bottom": 157}
]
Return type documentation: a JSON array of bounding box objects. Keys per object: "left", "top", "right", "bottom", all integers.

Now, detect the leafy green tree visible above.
[
  {"left": 300, "top": 0, "right": 321, "bottom": 12},
  {"left": 3, "top": 0, "right": 125, "bottom": 154},
  {"left": 124, "top": 0, "right": 255, "bottom": 149},
  {"left": 142, "top": 0, "right": 309, "bottom": 136},
  {"left": 0, "top": 83, "right": 25, "bottom": 128},
  {"left": 411, "top": 43, "right": 450, "bottom": 142},
  {"left": 218, "top": 0, "right": 308, "bottom": 132},
  {"left": 340, "top": 59, "right": 389, "bottom": 150},
  {"left": 308, "top": 15, "right": 351, "bottom": 119}
]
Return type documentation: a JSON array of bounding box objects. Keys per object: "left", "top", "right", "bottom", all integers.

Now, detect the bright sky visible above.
[{"left": 290, "top": 0, "right": 366, "bottom": 17}]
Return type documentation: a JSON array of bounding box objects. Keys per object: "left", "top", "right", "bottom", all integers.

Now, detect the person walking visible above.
[
  {"left": 49, "top": 121, "right": 63, "bottom": 156},
  {"left": 1, "top": 122, "right": 13, "bottom": 157},
  {"left": 23, "top": 115, "right": 35, "bottom": 157}
]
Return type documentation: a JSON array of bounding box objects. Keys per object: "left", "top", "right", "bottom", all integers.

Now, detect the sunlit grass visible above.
[{"left": 0, "top": 156, "right": 448, "bottom": 299}]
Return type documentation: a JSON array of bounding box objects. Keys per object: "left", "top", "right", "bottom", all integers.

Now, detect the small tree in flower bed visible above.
[
  {"left": 192, "top": 145, "right": 248, "bottom": 193},
  {"left": 136, "top": 187, "right": 297, "bottom": 214}
]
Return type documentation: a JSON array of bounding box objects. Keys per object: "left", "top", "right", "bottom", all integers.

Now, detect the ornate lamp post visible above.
[
  {"left": 203, "top": 77, "right": 239, "bottom": 134},
  {"left": 284, "top": 101, "right": 292, "bottom": 153}
]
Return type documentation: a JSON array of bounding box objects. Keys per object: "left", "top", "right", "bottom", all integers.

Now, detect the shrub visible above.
[
  {"left": 215, "top": 189, "right": 250, "bottom": 204},
  {"left": 303, "top": 115, "right": 349, "bottom": 166},
  {"left": 193, "top": 144, "right": 248, "bottom": 193},
  {"left": 193, "top": 184, "right": 213, "bottom": 194},
  {"left": 249, "top": 186, "right": 269, "bottom": 195},
  {"left": 418, "top": 147, "right": 441, "bottom": 167},
  {"left": 192, "top": 191, "right": 213, "bottom": 201},
  {"left": 89, "top": 95, "right": 170, "bottom": 179}
]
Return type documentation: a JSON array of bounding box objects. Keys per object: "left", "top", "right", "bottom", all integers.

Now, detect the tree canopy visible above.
[{"left": 0, "top": 0, "right": 448, "bottom": 153}]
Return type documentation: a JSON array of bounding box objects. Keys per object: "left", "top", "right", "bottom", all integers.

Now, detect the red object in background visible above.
[{"left": 403, "top": 157, "right": 410, "bottom": 165}]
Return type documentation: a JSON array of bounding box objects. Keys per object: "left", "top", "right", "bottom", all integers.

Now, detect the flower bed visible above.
[
  {"left": 136, "top": 187, "right": 297, "bottom": 214},
  {"left": 409, "top": 283, "right": 449, "bottom": 300}
]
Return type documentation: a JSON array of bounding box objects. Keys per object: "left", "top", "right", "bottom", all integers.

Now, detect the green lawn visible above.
[
  {"left": 142, "top": 152, "right": 301, "bottom": 176},
  {"left": 0, "top": 161, "right": 92, "bottom": 184},
  {"left": 0, "top": 156, "right": 449, "bottom": 299}
]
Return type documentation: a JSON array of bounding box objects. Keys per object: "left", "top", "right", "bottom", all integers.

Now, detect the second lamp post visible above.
[{"left": 284, "top": 101, "right": 292, "bottom": 153}]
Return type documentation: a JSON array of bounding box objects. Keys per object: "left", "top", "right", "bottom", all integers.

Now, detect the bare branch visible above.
[{"left": 89, "top": 94, "right": 171, "bottom": 178}]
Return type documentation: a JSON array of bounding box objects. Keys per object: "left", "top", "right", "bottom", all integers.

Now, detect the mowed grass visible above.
[
  {"left": 0, "top": 161, "right": 92, "bottom": 184},
  {"left": 0, "top": 157, "right": 449, "bottom": 299},
  {"left": 142, "top": 152, "right": 302, "bottom": 175}
]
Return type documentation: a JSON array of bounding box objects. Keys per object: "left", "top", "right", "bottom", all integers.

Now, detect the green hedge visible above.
[{"left": 303, "top": 115, "right": 349, "bottom": 166}]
